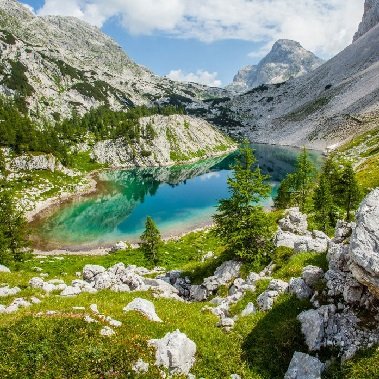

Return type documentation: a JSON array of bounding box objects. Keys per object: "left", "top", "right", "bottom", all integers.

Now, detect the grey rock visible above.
[
  {"left": 132, "top": 359, "right": 149, "bottom": 374},
  {"left": 82, "top": 264, "right": 106, "bottom": 281},
  {"left": 284, "top": 352, "right": 324, "bottom": 379},
  {"left": 333, "top": 220, "right": 354, "bottom": 244},
  {"left": 302, "top": 266, "right": 324, "bottom": 287},
  {"left": 123, "top": 298, "right": 162, "bottom": 322},
  {"left": 60, "top": 286, "right": 81, "bottom": 297},
  {"left": 350, "top": 189, "right": 379, "bottom": 298},
  {"left": 190, "top": 285, "right": 208, "bottom": 302},
  {"left": 298, "top": 309, "right": 325, "bottom": 351},
  {"left": 0, "top": 264, "right": 10, "bottom": 273},
  {"left": 267, "top": 279, "right": 289, "bottom": 293},
  {"left": 149, "top": 330, "right": 196, "bottom": 375},
  {"left": 257, "top": 290, "right": 280, "bottom": 311},
  {"left": 241, "top": 302, "right": 256, "bottom": 317},
  {"left": 0, "top": 285, "right": 21, "bottom": 297},
  {"left": 279, "top": 207, "right": 308, "bottom": 235},
  {"left": 100, "top": 326, "right": 115, "bottom": 337},
  {"left": 354, "top": 0, "right": 379, "bottom": 42},
  {"left": 217, "top": 317, "right": 235, "bottom": 329},
  {"left": 29, "top": 277, "right": 44, "bottom": 289},
  {"left": 202, "top": 260, "right": 242, "bottom": 293},
  {"left": 289, "top": 278, "right": 313, "bottom": 299}
]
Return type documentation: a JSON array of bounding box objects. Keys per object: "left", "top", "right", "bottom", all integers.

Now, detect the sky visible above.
[{"left": 20, "top": 0, "right": 364, "bottom": 87}]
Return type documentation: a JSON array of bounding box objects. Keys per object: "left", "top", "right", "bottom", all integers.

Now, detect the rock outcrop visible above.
[
  {"left": 296, "top": 189, "right": 379, "bottom": 361},
  {"left": 349, "top": 189, "right": 379, "bottom": 298},
  {"left": 149, "top": 330, "right": 196, "bottom": 375},
  {"left": 275, "top": 208, "right": 330, "bottom": 253},
  {"left": 91, "top": 114, "right": 236, "bottom": 168},
  {"left": 284, "top": 352, "right": 324, "bottom": 379},
  {"left": 353, "top": 0, "right": 379, "bottom": 42}
]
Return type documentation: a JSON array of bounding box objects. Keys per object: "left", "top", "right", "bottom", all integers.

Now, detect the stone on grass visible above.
[
  {"left": 217, "top": 317, "right": 235, "bottom": 329},
  {"left": 90, "top": 303, "right": 100, "bottom": 314},
  {"left": 30, "top": 297, "right": 41, "bottom": 304},
  {"left": 149, "top": 330, "right": 196, "bottom": 375},
  {"left": 42, "top": 283, "right": 57, "bottom": 293},
  {"left": 29, "top": 277, "right": 44, "bottom": 289},
  {"left": 123, "top": 298, "right": 162, "bottom": 322},
  {"left": 190, "top": 285, "right": 208, "bottom": 301},
  {"left": 0, "top": 286, "right": 21, "bottom": 297},
  {"left": 100, "top": 326, "right": 115, "bottom": 337},
  {"left": 60, "top": 286, "right": 81, "bottom": 297},
  {"left": 132, "top": 359, "right": 149, "bottom": 374},
  {"left": 83, "top": 264, "right": 106, "bottom": 281},
  {"left": 230, "top": 375, "right": 241, "bottom": 379},
  {"left": 302, "top": 266, "right": 324, "bottom": 287},
  {"left": 297, "top": 309, "right": 325, "bottom": 351},
  {"left": 267, "top": 279, "right": 289, "bottom": 293},
  {"left": 84, "top": 315, "right": 98, "bottom": 323},
  {"left": 0, "top": 304, "right": 5, "bottom": 313},
  {"left": 0, "top": 264, "right": 11, "bottom": 273},
  {"left": 257, "top": 290, "right": 279, "bottom": 311},
  {"left": 241, "top": 302, "right": 256, "bottom": 317},
  {"left": 289, "top": 278, "right": 312, "bottom": 299},
  {"left": 278, "top": 207, "right": 308, "bottom": 235},
  {"left": 284, "top": 352, "right": 324, "bottom": 379}
]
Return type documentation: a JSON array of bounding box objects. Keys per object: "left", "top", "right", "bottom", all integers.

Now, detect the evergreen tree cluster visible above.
[
  {"left": 275, "top": 149, "right": 362, "bottom": 232},
  {"left": 0, "top": 95, "right": 185, "bottom": 167}
]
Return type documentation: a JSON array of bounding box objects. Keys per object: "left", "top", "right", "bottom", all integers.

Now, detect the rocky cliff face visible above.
[
  {"left": 226, "top": 40, "right": 323, "bottom": 93},
  {"left": 0, "top": 0, "right": 227, "bottom": 120},
  {"left": 90, "top": 114, "right": 236, "bottom": 168},
  {"left": 353, "top": 0, "right": 379, "bottom": 42}
]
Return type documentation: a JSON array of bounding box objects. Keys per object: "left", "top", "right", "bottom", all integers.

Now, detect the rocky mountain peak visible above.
[
  {"left": 353, "top": 0, "right": 379, "bottom": 42},
  {"left": 226, "top": 39, "right": 323, "bottom": 93}
]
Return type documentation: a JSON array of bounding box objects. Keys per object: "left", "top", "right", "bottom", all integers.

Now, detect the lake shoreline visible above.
[
  {"left": 25, "top": 148, "right": 237, "bottom": 224},
  {"left": 32, "top": 224, "right": 214, "bottom": 256}
]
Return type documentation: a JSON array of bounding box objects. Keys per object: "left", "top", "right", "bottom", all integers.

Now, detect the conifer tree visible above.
[
  {"left": 313, "top": 174, "right": 335, "bottom": 232},
  {"left": 337, "top": 163, "right": 361, "bottom": 221},
  {"left": 0, "top": 189, "right": 30, "bottom": 265},
  {"left": 213, "top": 141, "right": 275, "bottom": 263},
  {"left": 140, "top": 216, "right": 161, "bottom": 266},
  {"left": 275, "top": 148, "right": 316, "bottom": 211}
]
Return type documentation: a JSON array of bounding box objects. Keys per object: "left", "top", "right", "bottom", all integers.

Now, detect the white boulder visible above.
[
  {"left": 123, "top": 298, "right": 162, "bottom": 322},
  {"left": 149, "top": 330, "right": 196, "bottom": 375},
  {"left": 0, "top": 264, "right": 10, "bottom": 273}
]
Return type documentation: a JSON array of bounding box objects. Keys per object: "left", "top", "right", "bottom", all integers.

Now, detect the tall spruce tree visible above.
[
  {"left": 140, "top": 216, "right": 161, "bottom": 266},
  {"left": 337, "top": 163, "right": 361, "bottom": 221},
  {"left": 275, "top": 147, "right": 316, "bottom": 211},
  {"left": 213, "top": 141, "right": 275, "bottom": 263},
  {"left": 313, "top": 174, "right": 335, "bottom": 232},
  {"left": 0, "top": 188, "right": 30, "bottom": 265}
]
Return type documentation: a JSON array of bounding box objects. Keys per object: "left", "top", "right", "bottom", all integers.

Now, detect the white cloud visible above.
[
  {"left": 36, "top": 0, "right": 365, "bottom": 58},
  {"left": 166, "top": 69, "right": 222, "bottom": 87}
]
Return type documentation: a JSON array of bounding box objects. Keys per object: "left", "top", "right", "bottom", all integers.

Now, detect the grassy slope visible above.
[
  {"left": 336, "top": 116, "right": 379, "bottom": 193},
  {"left": 0, "top": 230, "right": 324, "bottom": 379}
]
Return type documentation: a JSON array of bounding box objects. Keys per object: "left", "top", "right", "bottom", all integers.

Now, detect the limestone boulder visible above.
[
  {"left": 278, "top": 207, "right": 308, "bottom": 235},
  {"left": 148, "top": 330, "right": 196, "bottom": 375},
  {"left": 123, "top": 298, "right": 162, "bottom": 322},
  {"left": 349, "top": 189, "right": 379, "bottom": 298},
  {"left": 284, "top": 352, "right": 324, "bottom": 379}
]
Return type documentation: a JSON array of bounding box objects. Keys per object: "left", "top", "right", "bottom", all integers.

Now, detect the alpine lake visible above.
[{"left": 31, "top": 144, "right": 323, "bottom": 250}]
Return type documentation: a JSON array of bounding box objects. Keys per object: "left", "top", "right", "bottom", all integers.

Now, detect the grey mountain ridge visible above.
[{"left": 226, "top": 39, "right": 324, "bottom": 93}]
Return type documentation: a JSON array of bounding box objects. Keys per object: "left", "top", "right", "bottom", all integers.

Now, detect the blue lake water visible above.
[{"left": 33, "top": 144, "right": 322, "bottom": 249}]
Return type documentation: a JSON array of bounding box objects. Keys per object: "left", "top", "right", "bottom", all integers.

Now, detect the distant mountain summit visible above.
[
  {"left": 226, "top": 39, "right": 323, "bottom": 93},
  {"left": 353, "top": 0, "right": 379, "bottom": 41}
]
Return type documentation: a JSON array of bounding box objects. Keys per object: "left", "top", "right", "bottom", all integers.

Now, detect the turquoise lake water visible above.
[{"left": 34, "top": 144, "right": 322, "bottom": 248}]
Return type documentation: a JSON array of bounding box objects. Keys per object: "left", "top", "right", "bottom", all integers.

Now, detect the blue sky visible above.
[{"left": 20, "top": 0, "right": 364, "bottom": 87}]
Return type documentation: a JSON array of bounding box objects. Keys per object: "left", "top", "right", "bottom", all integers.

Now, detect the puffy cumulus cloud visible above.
[
  {"left": 166, "top": 69, "right": 222, "bottom": 87},
  {"left": 36, "top": 0, "right": 364, "bottom": 58}
]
